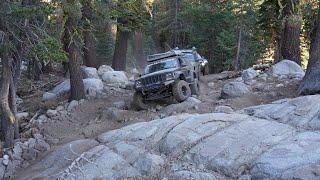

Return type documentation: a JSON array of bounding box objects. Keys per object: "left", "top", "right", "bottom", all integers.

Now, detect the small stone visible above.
[
  {"left": 208, "top": 82, "right": 215, "bottom": 88},
  {"left": 67, "top": 100, "right": 79, "bottom": 111},
  {"left": 213, "top": 105, "right": 234, "bottom": 114},
  {"left": 12, "top": 143, "right": 23, "bottom": 160},
  {"left": 156, "top": 105, "right": 162, "bottom": 111},
  {"left": 276, "top": 83, "right": 284, "bottom": 88},
  {"left": 27, "top": 138, "right": 36, "bottom": 148},
  {"left": 35, "top": 139, "right": 50, "bottom": 152},
  {"left": 56, "top": 105, "right": 64, "bottom": 111},
  {"left": 2, "top": 155, "right": 9, "bottom": 166},
  {"left": 112, "top": 101, "right": 126, "bottom": 109},
  {"left": 22, "top": 148, "right": 38, "bottom": 161},
  {"left": 16, "top": 112, "right": 29, "bottom": 121},
  {"left": 46, "top": 109, "right": 58, "bottom": 118}
]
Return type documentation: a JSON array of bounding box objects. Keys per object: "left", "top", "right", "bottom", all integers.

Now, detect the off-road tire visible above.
[
  {"left": 190, "top": 79, "right": 200, "bottom": 96},
  {"left": 133, "top": 91, "right": 148, "bottom": 110},
  {"left": 172, "top": 80, "right": 191, "bottom": 102},
  {"left": 203, "top": 65, "right": 209, "bottom": 75}
]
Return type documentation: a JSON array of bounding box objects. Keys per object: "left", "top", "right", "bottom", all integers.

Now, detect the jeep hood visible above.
[{"left": 139, "top": 68, "right": 178, "bottom": 79}]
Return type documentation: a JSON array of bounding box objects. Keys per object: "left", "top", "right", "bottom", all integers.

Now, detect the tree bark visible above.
[
  {"left": 0, "top": 47, "right": 17, "bottom": 148},
  {"left": 234, "top": 28, "right": 242, "bottom": 71},
  {"left": 281, "top": 15, "right": 302, "bottom": 64},
  {"left": 112, "top": 23, "right": 130, "bottom": 71},
  {"left": 82, "top": 0, "right": 98, "bottom": 68},
  {"left": 280, "top": 0, "right": 301, "bottom": 64},
  {"left": 63, "top": 6, "right": 86, "bottom": 101},
  {"left": 298, "top": 3, "right": 320, "bottom": 95},
  {"left": 306, "top": 6, "right": 320, "bottom": 69},
  {"left": 133, "top": 30, "right": 146, "bottom": 70}
]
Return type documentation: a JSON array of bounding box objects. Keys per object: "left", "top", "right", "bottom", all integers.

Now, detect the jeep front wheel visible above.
[
  {"left": 190, "top": 79, "right": 200, "bottom": 96},
  {"left": 172, "top": 80, "right": 191, "bottom": 102},
  {"left": 133, "top": 92, "right": 148, "bottom": 110}
]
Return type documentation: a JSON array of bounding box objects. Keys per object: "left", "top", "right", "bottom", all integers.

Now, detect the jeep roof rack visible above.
[
  {"left": 147, "top": 50, "right": 183, "bottom": 62},
  {"left": 147, "top": 47, "right": 197, "bottom": 62}
]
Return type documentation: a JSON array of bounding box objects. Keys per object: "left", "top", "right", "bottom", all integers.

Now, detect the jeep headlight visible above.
[
  {"left": 166, "top": 73, "right": 174, "bottom": 80},
  {"left": 135, "top": 80, "right": 142, "bottom": 88}
]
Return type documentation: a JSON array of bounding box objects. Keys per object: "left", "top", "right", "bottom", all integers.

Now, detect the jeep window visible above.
[{"left": 145, "top": 58, "right": 178, "bottom": 74}]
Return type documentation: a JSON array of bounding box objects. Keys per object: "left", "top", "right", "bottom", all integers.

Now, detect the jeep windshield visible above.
[
  {"left": 183, "top": 53, "right": 201, "bottom": 63},
  {"left": 145, "top": 58, "right": 178, "bottom": 74}
]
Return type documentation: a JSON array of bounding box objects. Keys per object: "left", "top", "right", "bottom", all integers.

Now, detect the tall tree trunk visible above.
[
  {"left": 133, "top": 30, "right": 146, "bottom": 70},
  {"left": 0, "top": 47, "right": 17, "bottom": 148},
  {"left": 82, "top": 0, "right": 98, "bottom": 68},
  {"left": 0, "top": 0, "right": 17, "bottom": 148},
  {"left": 234, "top": 28, "right": 242, "bottom": 71},
  {"left": 298, "top": 3, "right": 320, "bottom": 95},
  {"left": 281, "top": 0, "right": 301, "bottom": 64},
  {"left": 112, "top": 24, "right": 130, "bottom": 71},
  {"left": 306, "top": 6, "right": 320, "bottom": 70},
  {"left": 63, "top": 6, "right": 85, "bottom": 100}
]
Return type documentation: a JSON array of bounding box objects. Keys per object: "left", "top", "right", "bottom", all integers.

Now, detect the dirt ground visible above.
[{"left": 17, "top": 72, "right": 299, "bottom": 147}]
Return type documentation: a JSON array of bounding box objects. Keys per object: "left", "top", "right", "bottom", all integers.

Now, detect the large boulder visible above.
[
  {"left": 83, "top": 78, "right": 104, "bottom": 96},
  {"left": 160, "top": 97, "right": 201, "bottom": 115},
  {"left": 15, "top": 95, "right": 320, "bottom": 179},
  {"left": 221, "top": 82, "right": 251, "bottom": 98},
  {"left": 43, "top": 78, "right": 103, "bottom": 101},
  {"left": 267, "top": 60, "right": 305, "bottom": 78},
  {"left": 49, "top": 79, "right": 71, "bottom": 97},
  {"left": 81, "top": 66, "right": 99, "bottom": 79},
  {"left": 98, "top": 65, "right": 114, "bottom": 76},
  {"left": 101, "top": 71, "right": 128, "bottom": 84},
  {"left": 242, "top": 68, "right": 259, "bottom": 82}
]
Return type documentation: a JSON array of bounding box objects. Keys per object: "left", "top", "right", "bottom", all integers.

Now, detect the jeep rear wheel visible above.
[
  {"left": 172, "top": 80, "right": 191, "bottom": 102},
  {"left": 133, "top": 92, "right": 148, "bottom": 110},
  {"left": 190, "top": 79, "right": 200, "bottom": 96}
]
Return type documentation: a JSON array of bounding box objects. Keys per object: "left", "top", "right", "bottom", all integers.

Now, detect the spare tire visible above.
[
  {"left": 133, "top": 91, "right": 148, "bottom": 110},
  {"left": 172, "top": 80, "right": 191, "bottom": 102}
]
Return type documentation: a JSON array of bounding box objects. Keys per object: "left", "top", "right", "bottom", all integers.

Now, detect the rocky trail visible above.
[{"left": 2, "top": 60, "right": 317, "bottom": 180}]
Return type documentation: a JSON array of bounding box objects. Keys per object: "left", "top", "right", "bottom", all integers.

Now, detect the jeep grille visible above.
[{"left": 142, "top": 74, "right": 166, "bottom": 85}]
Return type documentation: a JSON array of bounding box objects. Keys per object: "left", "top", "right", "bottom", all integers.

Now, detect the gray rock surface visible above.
[
  {"left": 15, "top": 95, "right": 320, "bottom": 180},
  {"left": 242, "top": 95, "right": 320, "bottom": 130},
  {"left": 67, "top": 100, "right": 79, "bottom": 111},
  {"left": 97, "top": 65, "right": 114, "bottom": 76},
  {"left": 267, "top": 59, "right": 305, "bottom": 77},
  {"left": 252, "top": 132, "right": 320, "bottom": 179},
  {"left": 16, "top": 139, "right": 99, "bottom": 180},
  {"left": 101, "top": 71, "right": 128, "bottom": 84},
  {"left": 50, "top": 79, "right": 71, "bottom": 96},
  {"left": 242, "top": 68, "right": 258, "bottom": 82},
  {"left": 161, "top": 97, "right": 201, "bottom": 115},
  {"left": 81, "top": 66, "right": 99, "bottom": 79},
  {"left": 16, "top": 112, "right": 29, "bottom": 121},
  {"left": 221, "top": 82, "right": 251, "bottom": 98},
  {"left": 185, "top": 119, "right": 295, "bottom": 177},
  {"left": 60, "top": 145, "right": 140, "bottom": 180},
  {"left": 133, "top": 153, "right": 165, "bottom": 176},
  {"left": 213, "top": 106, "right": 234, "bottom": 113},
  {"left": 169, "top": 170, "right": 227, "bottom": 180},
  {"left": 83, "top": 78, "right": 104, "bottom": 96},
  {"left": 42, "top": 92, "right": 57, "bottom": 101}
]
